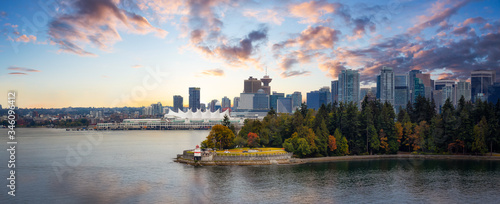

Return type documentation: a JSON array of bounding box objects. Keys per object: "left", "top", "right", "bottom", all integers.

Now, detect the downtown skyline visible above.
[{"left": 1, "top": 0, "right": 500, "bottom": 108}]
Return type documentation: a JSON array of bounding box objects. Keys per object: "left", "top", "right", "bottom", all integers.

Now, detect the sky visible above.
[{"left": 0, "top": 0, "right": 499, "bottom": 108}]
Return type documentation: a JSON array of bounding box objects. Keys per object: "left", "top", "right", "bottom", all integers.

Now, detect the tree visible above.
[
  {"left": 328, "top": 135, "right": 337, "bottom": 152},
  {"left": 201, "top": 124, "right": 235, "bottom": 149},
  {"left": 368, "top": 125, "right": 379, "bottom": 155},
  {"left": 247, "top": 132, "right": 260, "bottom": 148},
  {"left": 379, "top": 129, "right": 389, "bottom": 153},
  {"left": 472, "top": 117, "right": 488, "bottom": 155},
  {"left": 334, "top": 128, "right": 349, "bottom": 155},
  {"left": 222, "top": 114, "right": 231, "bottom": 127},
  {"left": 233, "top": 136, "right": 247, "bottom": 147}
]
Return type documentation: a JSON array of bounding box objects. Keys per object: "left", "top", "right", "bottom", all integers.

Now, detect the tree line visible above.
[{"left": 201, "top": 95, "right": 500, "bottom": 158}]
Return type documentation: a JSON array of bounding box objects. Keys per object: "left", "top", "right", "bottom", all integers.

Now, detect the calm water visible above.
[{"left": 1, "top": 128, "right": 499, "bottom": 203}]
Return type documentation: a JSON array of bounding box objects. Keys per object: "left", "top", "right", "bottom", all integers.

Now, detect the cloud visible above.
[
  {"left": 48, "top": 0, "right": 167, "bottom": 56},
  {"left": 8, "top": 66, "right": 41, "bottom": 72},
  {"left": 8, "top": 72, "right": 28, "bottom": 75},
  {"left": 350, "top": 16, "right": 376, "bottom": 40},
  {"left": 243, "top": 9, "right": 284, "bottom": 25},
  {"left": 15, "top": 34, "right": 37, "bottom": 43},
  {"left": 132, "top": 65, "right": 143, "bottom": 68},
  {"left": 463, "top": 17, "right": 486, "bottom": 26},
  {"left": 280, "top": 70, "right": 311, "bottom": 78},
  {"left": 211, "top": 25, "right": 269, "bottom": 68},
  {"left": 289, "top": 0, "right": 344, "bottom": 24},
  {"left": 408, "top": 0, "right": 470, "bottom": 35},
  {"left": 198, "top": 68, "right": 225, "bottom": 76}
]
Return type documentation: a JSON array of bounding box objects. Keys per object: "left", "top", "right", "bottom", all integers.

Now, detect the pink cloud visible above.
[{"left": 15, "top": 34, "right": 36, "bottom": 43}]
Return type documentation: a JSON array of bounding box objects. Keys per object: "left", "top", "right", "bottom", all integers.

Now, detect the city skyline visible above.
[{"left": 1, "top": 0, "right": 500, "bottom": 108}]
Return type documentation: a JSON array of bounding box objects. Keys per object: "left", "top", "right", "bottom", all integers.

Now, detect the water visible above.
[{"left": 1, "top": 128, "right": 499, "bottom": 203}]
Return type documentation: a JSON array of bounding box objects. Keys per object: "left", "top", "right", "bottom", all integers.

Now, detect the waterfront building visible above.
[
  {"left": 173, "top": 95, "right": 183, "bottom": 113},
  {"left": 471, "top": 70, "right": 496, "bottom": 102},
  {"left": 338, "top": 69, "right": 360, "bottom": 104},
  {"left": 189, "top": 87, "right": 201, "bottom": 111},
  {"left": 238, "top": 93, "right": 255, "bottom": 110}
]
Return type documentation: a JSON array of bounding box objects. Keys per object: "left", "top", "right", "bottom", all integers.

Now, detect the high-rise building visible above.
[
  {"left": 416, "top": 73, "right": 432, "bottom": 100},
  {"left": 378, "top": 66, "right": 395, "bottom": 104},
  {"left": 277, "top": 98, "right": 293, "bottom": 114},
  {"left": 244, "top": 77, "right": 262, "bottom": 94},
  {"left": 488, "top": 83, "right": 500, "bottom": 103},
  {"left": 307, "top": 89, "right": 328, "bottom": 110},
  {"left": 233, "top": 97, "right": 240, "bottom": 110},
  {"left": 471, "top": 70, "right": 496, "bottom": 102},
  {"left": 200, "top": 103, "right": 206, "bottom": 112},
  {"left": 408, "top": 70, "right": 422, "bottom": 104},
  {"left": 319, "top": 86, "right": 331, "bottom": 105},
  {"left": 456, "top": 80, "right": 471, "bottom": 101},
  {"left": 270, "top": 92, "right": 285, "bottom": 111},
  {"left": 221, "top": 96, "right": 231, "bottom": 109},
  {"left": 435, "top": 80, "right": 456, "bottom": 105},
  {"left": 331, "top": 80, "right": 339, "bottom": 103},
  {"left": 173, "top": 95, "right": 183, "bottom": 113},
  {"left": 370, "top": 87, "right": 377, "bottom": 99},
  {"left": 433, "top": 90, "right": 443, "bottom": 112},
  {"left": 253, "top": 89, "right": 269, "bottom": 110},
  {"left": 208, "top": 99, "right": 219, "bottom": 112},
  {"left": 414, "top": 78, "right": 425, "bottom": 102},
  {"left": 189, "top": 87, "right": 200, "bottom": 111},
  {"left": 261, "top": 75, "right": 272, "bottom": 95},
  {"left": 360, "top": 88, "right": 371, "bottom": 102},
  {"left": 394, "top": 74, "right": 408, "bottom": 110},
  {"left": 338, "top": 69, "right": 360, "bottom": 104},
  {"left": 291, "top": 91, "right": 302, "bottom": 111},
  {"left": 238, "top": 93, "right": 255, "bottom": 110}
]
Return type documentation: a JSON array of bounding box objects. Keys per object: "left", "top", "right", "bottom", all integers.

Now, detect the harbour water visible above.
[{"left": 1, "top": 128, "right": 499, "bottom": 203}]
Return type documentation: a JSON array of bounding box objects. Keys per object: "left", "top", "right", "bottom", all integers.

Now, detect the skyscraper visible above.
[
  {"left": 291, "top": 91, "right": 302, "bottom": 111},
  {"left": 189, "top": 87, "right": 200, "bottom": 111},
  {"left": 319, "top": 86, "right": 331, "bottom": 105},
  {"left": 338, "top": 69, "right": 360, "bottom": 104},
  {"left": 261, "top": 75, "right": 272, "bottom": 95},
  {"left": 394, "top": 74, "right": 408, "bottom": 110},
  {"left": 253, "top": 89, "right": 269, "bottom": 110},
  {"left": 456, "top": 80, "right": 471, "bottom": 101},
  {"left": 277, "top": 98, "right": 293, "bottom": 114},
  {"left": 408, "top": 70, "right": 422, "bottom": 104},
  {"left": 360, "top": 88, "right": 371, "bottom": 102},
  {"left": 488, "top": 83, "right": 500, "bottom": 103},
  {"left": 435, "top": 80, "right": 456, "bottom": 105},
  {"left": 307, "top": 88, "right": 329, "bottom": 110},
  {"left": 221, "top": 96, "right": 231, "bottom": 109},
  {"left": 331, "top": 80, "right": 339, "bottom": 103},
  {"left": 471, "top": 70, "right": 496, "bottom": 102},
  {"left": 378, "top": 66, "right": 394, "bottom": 104},
  {"left": 244, "top": 77, "right": 262, "bottom": 94},
  {"left": 416, "top": 73, "right": 432, "bottom": 100},
  {"left": 233, "top": 97, "right": 240, "bottom": 110},
  {"left": 173, "top": 95, "right": 183, "bottom": 113},
  {"left": 270, "top": 92, "right": 285, "bottom": 110}
]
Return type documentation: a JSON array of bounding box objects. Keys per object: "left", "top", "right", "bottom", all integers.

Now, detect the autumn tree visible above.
[
  {"left": 201, "top": 124, "right": 235, "bottom": 149},
  {"left": 333, "top": 128, "right": 349, "bottom": 156},
  {"left": 328, "top": 135, "right": 337, "bottom": 152},
  {"left": 379, "top": 129, "right": 389, "bottom": 153},
  {"left": 247, "top": 132, "right": 260, "bottom": 148}
]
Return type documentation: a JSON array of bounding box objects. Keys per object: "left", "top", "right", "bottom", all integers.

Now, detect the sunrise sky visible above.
[{"left": 0, "top": 0, "right": 499, "bottom": 108}]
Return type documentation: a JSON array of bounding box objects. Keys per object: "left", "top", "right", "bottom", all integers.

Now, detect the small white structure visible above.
[{"left": 194, "top": 145, "right": 201, "bottom": 161}]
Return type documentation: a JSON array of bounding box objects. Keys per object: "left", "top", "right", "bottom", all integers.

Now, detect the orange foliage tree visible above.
[
  {"left": 328, "top": 135, "right": 337, "bottom": 152},
  {"left": 247, "top": 132, "right": 260, "bottom": 148}
]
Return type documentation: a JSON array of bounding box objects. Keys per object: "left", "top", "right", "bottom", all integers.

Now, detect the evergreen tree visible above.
[{"left": 472, "top": 117, "right": 488, "bottom": 155}]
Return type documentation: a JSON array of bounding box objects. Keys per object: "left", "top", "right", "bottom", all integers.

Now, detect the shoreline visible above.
[
  {"left": 292, "top": 154, "right": 500, "bottom": 164},
  {"left": 176, "top": 154, "right": 500, "bottom": 166}
]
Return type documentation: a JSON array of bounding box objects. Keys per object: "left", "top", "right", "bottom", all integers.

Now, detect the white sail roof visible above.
[{"left": 164, "top": 108, "right": 230, "bottom": 120}]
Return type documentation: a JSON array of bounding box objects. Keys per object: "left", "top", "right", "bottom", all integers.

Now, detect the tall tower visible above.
[
  {"left": 261, "top": 68, "right": 272, "bottom": 95},
  {"left": 471, "top": 70, "right": 496, "bottom": 102},
  {"left": 189, "top": 87, "right": 200, "bottom": 111}
]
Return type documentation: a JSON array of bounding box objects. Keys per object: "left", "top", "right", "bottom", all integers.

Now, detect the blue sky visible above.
[{"left": 0, "top": 0, "right": 499, "bottom": 108}]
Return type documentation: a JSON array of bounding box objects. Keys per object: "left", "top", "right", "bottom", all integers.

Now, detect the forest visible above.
[{"left": 203, "top": 95, "right": 500, "bottom": 158}]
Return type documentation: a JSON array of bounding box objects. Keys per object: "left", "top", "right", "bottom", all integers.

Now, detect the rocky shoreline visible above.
[{"left": 176, "top": 154, "right": 500, "bottom": 166}]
